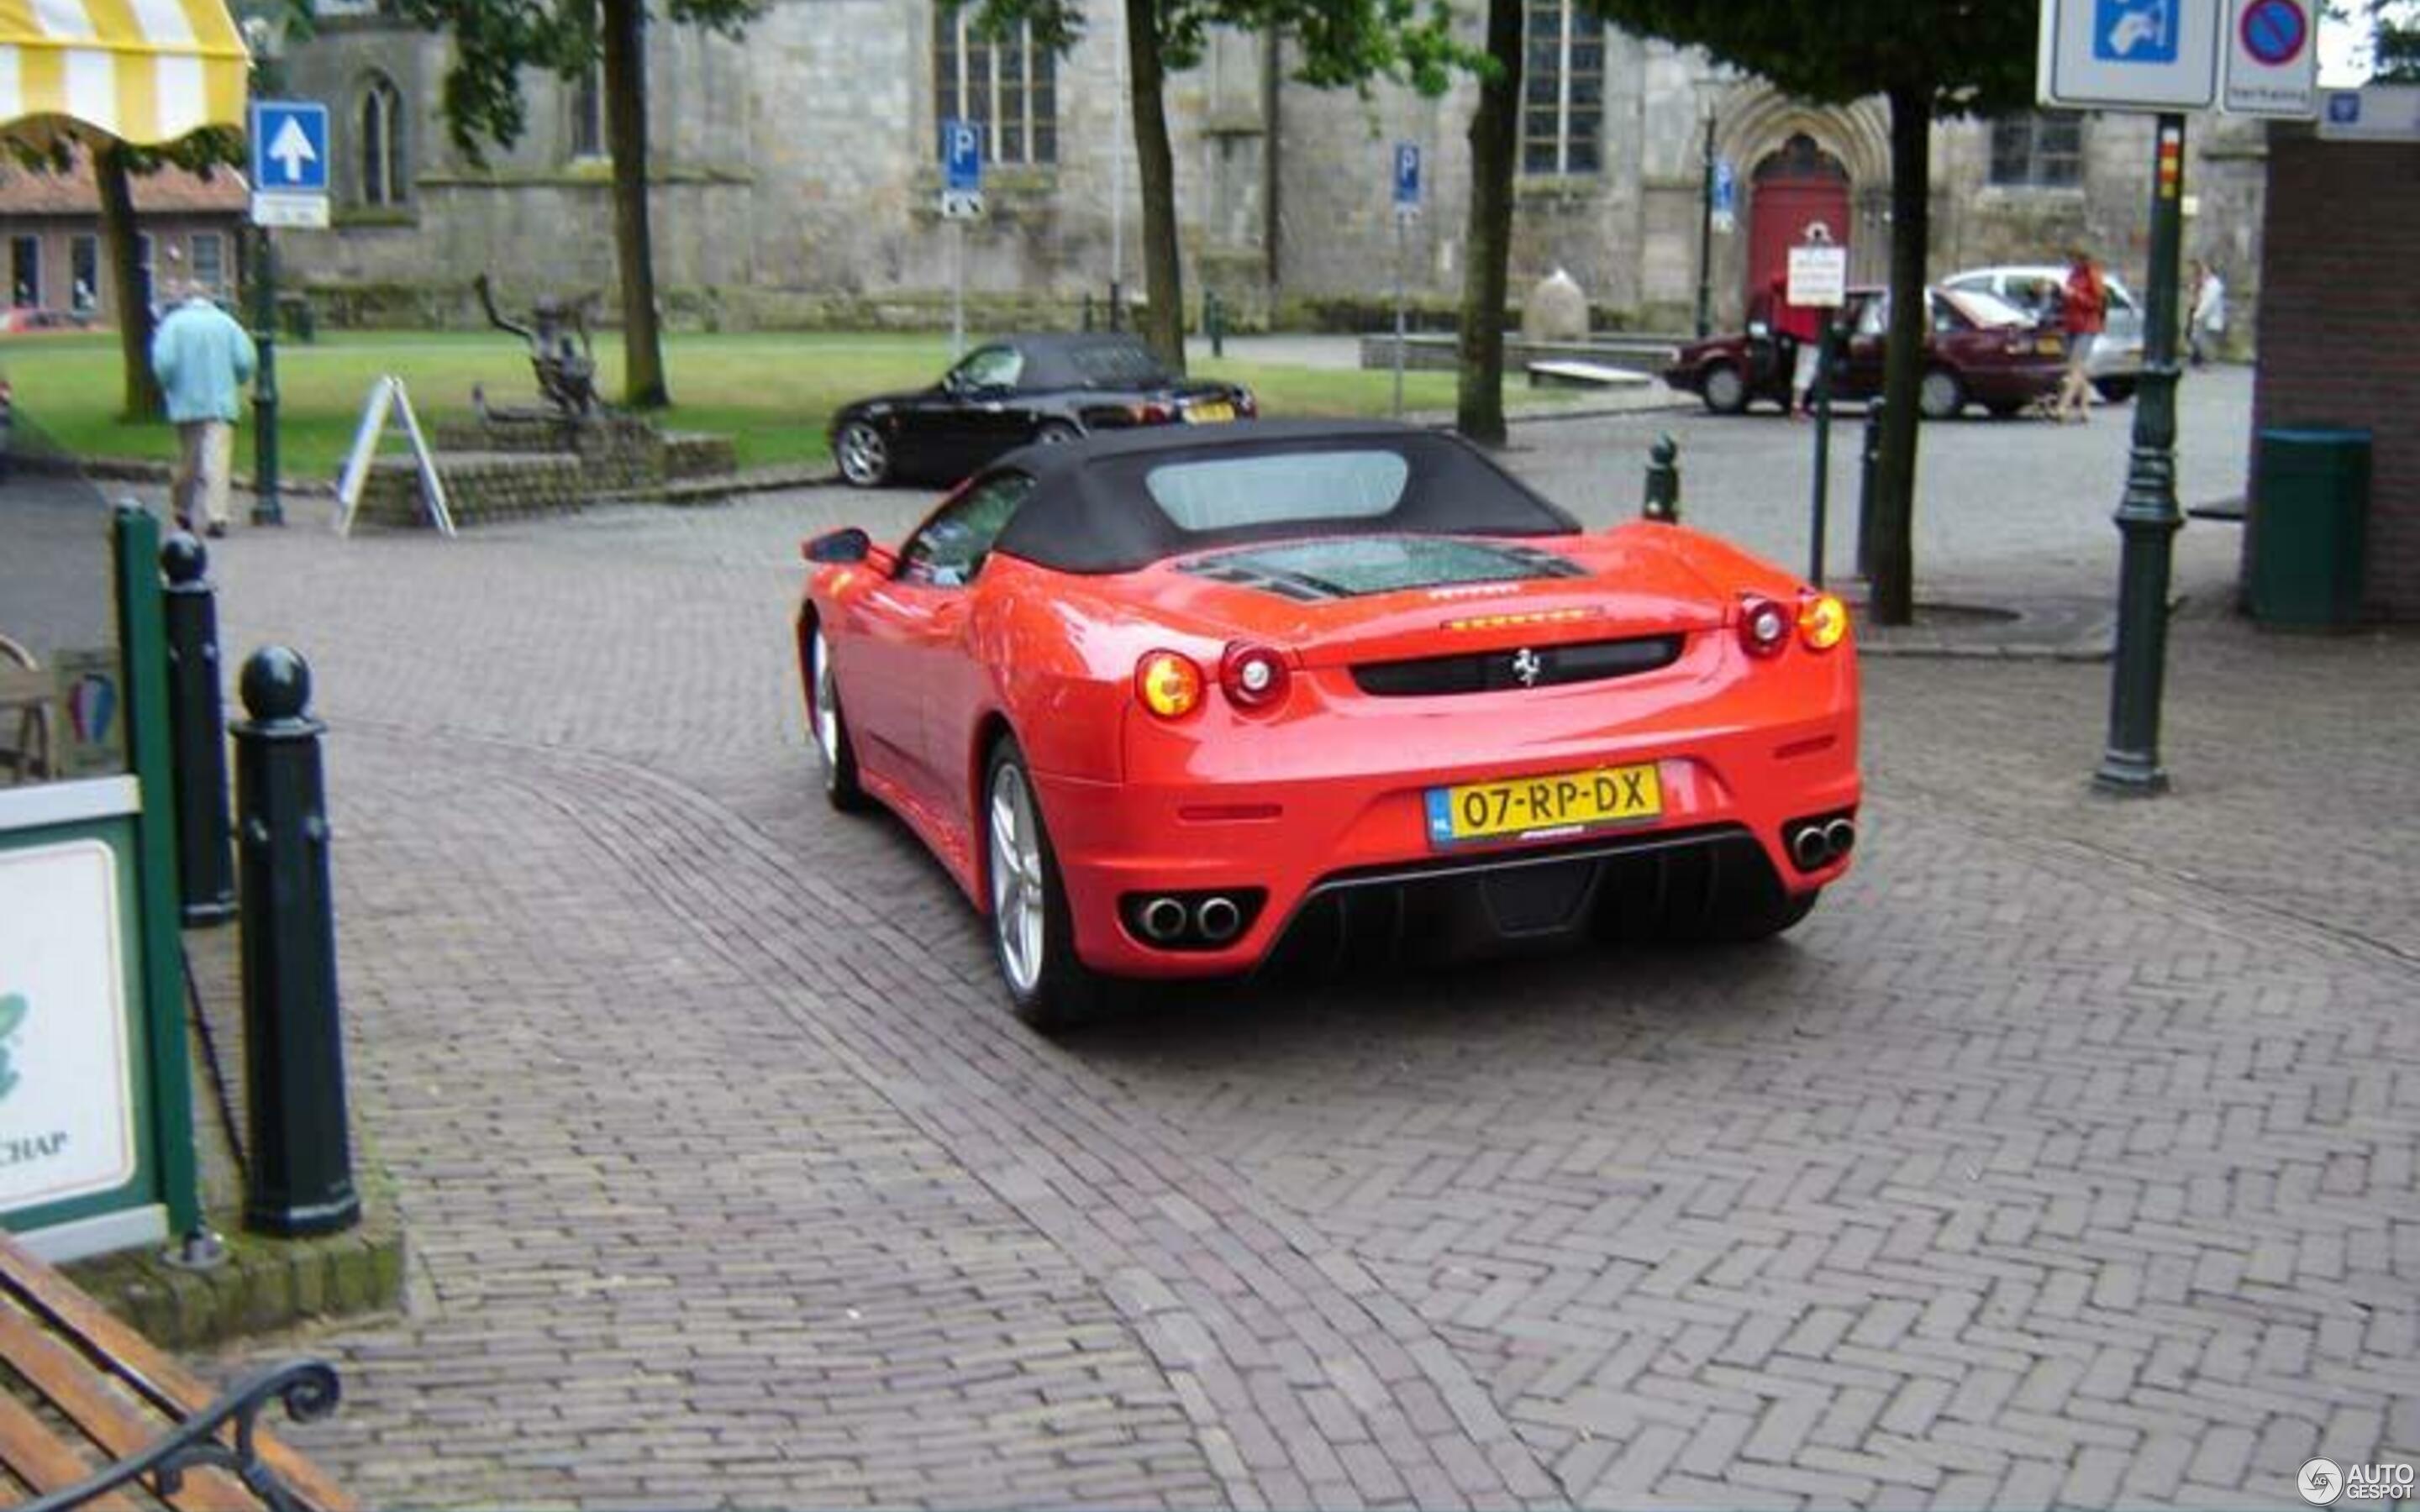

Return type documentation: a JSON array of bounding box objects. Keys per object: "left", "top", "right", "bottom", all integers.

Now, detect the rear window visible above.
[
  {"left": 1067, "top": 341, "right": 1171, "bottom": 387},
  {"left": 1944, "top": 288, "right": 2031, "bottom": 328},
  {"left": 1144, "top": 451, "right": 1410, "bottom": 533}
]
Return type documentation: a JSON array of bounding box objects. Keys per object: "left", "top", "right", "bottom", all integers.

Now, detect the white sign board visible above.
[
  {"left": 2223, "top": 0, "right": 2317, "bottom": 118},
  {"left": 251, "top": 192, "right": 331, "bottom": 229},
  {"left": 0, "top": 841, "right": 139, "bottom": 1215},
  {"left": 1786, "top": 244, "right": 1849, "bottom": 308},
  {"left": 2039, "top": 0, "right": 2223, "bottom": 110},
  {"left": 939, "top": 189, "right": 986, "bottom": 220},
  {"left": 2318, "top": 84, "right": 2420, "bottom": 141}
]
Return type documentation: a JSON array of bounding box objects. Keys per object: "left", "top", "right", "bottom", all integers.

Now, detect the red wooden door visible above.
[{"left": 1747, "top": 134, "right": 1851, "bottom": 311}]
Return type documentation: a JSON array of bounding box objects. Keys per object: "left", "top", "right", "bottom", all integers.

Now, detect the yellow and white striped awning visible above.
[{"left": 0, "top": 0, "right": 248, "bottom": 146}]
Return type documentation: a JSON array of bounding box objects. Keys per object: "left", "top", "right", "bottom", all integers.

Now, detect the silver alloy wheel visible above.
[
  {"left": 1919, "top": 370, "right": 1963, "bottom": 419},
  {"left": 988, "top": 762, "right": 1045, "bottom": 995},
  {"left": 837, "top": 421, "right": 887, "bottom": 485},
  {"left": 811, "top": 628, "right": 840, "bottom": 789},
  {"left": 1035, "top": 422, "right": 1080, "bottom": 445}
]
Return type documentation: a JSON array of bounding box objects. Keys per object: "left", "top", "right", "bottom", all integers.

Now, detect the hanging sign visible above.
[{"left": 0, "top": 839, "right": 139, "bottom": 1215}]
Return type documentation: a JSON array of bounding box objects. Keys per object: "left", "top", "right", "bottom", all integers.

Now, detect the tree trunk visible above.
[
  {"left": 1455, "top": 0, "right": 1522, "bottom": 445},
  {"left": 1868, "top": 84, "right": 1930, "bottom": 627},
  {"left": 1124, "top": 0, "right": 1186, "bottom": 375},
  {"left": 96, "top": 144, "right": 163, "bottom": 423},
  {"left": 603, "top": 0, "right": 669, "bottom": 408}
]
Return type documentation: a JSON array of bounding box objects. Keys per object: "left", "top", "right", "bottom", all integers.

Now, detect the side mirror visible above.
[{"left": 803, "top": 527, "right": 872, "bottom": 565}]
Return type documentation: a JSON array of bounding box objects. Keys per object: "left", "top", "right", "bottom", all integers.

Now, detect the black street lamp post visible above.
[{"left": 1694, "top": 113, "right": 1716, "bottom": 340}]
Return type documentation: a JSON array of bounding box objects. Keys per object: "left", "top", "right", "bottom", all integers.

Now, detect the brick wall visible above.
[{"left": 2249, "top": 130, "right": 2420, "bottom": 621}]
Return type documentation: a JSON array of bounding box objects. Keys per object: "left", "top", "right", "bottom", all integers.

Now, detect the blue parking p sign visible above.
[
  {"left": 250, "top": 102, "right": 329, "bottom": 192},
  {"left": 943, "top": 119, "right": 981, "bottom": 192},
  {"left": 1392, "top": 143, "right": 1421, "bottom": 207}
]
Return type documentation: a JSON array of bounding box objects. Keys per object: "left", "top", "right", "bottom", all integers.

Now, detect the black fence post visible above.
[
  {"left": 1081, "top": 292, "right": 1094, "bottom": 333},
  {"left": 1857, "top": 397, "right": 1885, "bottom": 581},
  {"left": 1207, "top": 291, "right": 1225, "bottom": 359},
  {"left": 160, "top": 533, "right": 235, "bottom": 925},
  {"left": 1643, "top": 433, "right": 1681, "bottom": 523},
  {"left": 233, "top": 646, "right": 360, "bottom": 1237}
]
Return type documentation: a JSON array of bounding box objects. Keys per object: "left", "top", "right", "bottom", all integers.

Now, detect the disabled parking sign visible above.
[
  {"left": 2094, "top": 0, "right": 2180, "bottom": 61},
  {"left": 2039, "top": 0, "right": 2220, "bottom": 110}
]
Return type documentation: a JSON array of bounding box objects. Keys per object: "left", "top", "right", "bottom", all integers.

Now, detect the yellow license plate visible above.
[
  {"left": 1186, "top": 402, "right": 1235, "bottom": 424},
  {"left": 2038, "top": 336, "right": 2065, "bottom": 354},
  {"left": 1425, "top": 764, "right": 1663, "bottom": 847}
]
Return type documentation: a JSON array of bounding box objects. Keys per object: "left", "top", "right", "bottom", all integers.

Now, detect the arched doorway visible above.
[{"left": 1747, "top": 133, "right": 1852, "bottom": 307}]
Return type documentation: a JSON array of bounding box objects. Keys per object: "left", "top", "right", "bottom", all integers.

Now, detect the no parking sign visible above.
[{"left": 2223, "top": 0, "right": 2317, "bottom": 118}]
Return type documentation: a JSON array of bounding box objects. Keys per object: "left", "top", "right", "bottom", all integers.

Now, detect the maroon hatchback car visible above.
[{"left": 1663, "top": 285, "right": 2067, "bottom": 420}]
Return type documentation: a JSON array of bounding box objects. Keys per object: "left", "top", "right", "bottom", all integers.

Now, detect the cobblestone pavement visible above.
[{"left": 117, "top": 375, "right": 2419, "bottom": 1509}]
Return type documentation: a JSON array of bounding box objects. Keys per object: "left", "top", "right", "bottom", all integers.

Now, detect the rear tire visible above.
[
  {"left": 983, "top": 738, "right": 1103, "bottom": 1031},
  {"left": 1704, "top": 887, "right": 1820, "bottom": 943},
  {"left": 1918, "top": 367, "right": 1966, "bottom": 421},
  {"left": 1700, "top": 362, "right": 1749, "bottom": 415},
  {"left": 1034, "top": 420, "right": 1082, "bottom": 446}
]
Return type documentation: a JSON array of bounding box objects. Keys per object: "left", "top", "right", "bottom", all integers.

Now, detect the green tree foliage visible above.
[
  {"left": 388, "top": 0, "right": 762, "bottom": 408},
  {"left": 2364, "top": 0, "right": 2420, "bottom": 79},
  {"left": 959, "top": 0, "right": 1477, "bottom": 375},
  {"left": 1581, "top": 0, "right": 2039, "bottom": 625}
]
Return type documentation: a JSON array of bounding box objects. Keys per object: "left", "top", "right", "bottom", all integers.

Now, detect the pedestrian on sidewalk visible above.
[
  {"left": 2053, "top": 247, "right": 2106, "bottom": 423},
  {"left": 150, "top": 281, "right": 256, "bottom": 538},
  {"left": 2188, "top": 259, "right": 2227, "bottom": 368}
]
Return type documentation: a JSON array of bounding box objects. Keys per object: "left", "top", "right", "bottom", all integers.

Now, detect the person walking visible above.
[
  {"left": 2188, "top": 259, "right": 2227, "bottom": 368},
  {"left": 150, "top": 281, "right": 257, "bottom": 538},
  {"left": 2054, "top": 247, "right": 2107, "bottom": 423}
]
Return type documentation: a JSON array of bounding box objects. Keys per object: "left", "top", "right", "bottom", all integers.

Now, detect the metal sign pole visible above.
[
  {"left": 2095, "top": 113, "right": 2189, "bottom": 795},
  {"left": 1392, "top": 213, "right": 1407, "bottom": 419},
  {"left": 951, "top": 218, "right": 965, "bottom": 360},
  {"left": 1809, "top": 318, "right": 1833, "bottom": 587}
]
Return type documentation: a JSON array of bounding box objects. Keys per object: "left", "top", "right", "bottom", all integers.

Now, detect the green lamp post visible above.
[{"left": 241, "top": 13, "right": 285, "bottom": 528}]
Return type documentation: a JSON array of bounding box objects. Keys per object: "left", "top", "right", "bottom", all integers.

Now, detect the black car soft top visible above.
[{"left": 986, "top": 420, "right": 1583, "bottom": 575}]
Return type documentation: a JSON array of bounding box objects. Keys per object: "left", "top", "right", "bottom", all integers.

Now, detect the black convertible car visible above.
[{"left": 829, "top": 333, "right": 1256, "bottom": 487}]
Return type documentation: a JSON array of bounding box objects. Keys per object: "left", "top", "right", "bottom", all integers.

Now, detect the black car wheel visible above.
[
  {"left": 1034, "top": 420, "right": 1081, "bottom": 446},
  {"left": 1700, "top": 362, "right": 1749, "bottom": 415},
  {"left": 835, "top": 419, "right": 892, "bottom": 487},
  {"left": 1918, "top": 367, "right": 1966, "bottom": 421}
]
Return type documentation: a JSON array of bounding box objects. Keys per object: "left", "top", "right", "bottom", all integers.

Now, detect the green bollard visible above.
[
  {"left": 1643, "top": 433, "right": 1681, "bottom": 522},
  {"left": 1209, "top": 291, "right": 1225, "bottom": 359},
  {"left": 234, "top": 646, "right": 360, "bottom": 1237},
  {"left": 160, "top": 533, "right": 234, "bottom": 925}
]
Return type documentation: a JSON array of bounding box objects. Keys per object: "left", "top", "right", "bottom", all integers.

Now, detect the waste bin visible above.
[{"left": 2249, "top": 426, "right": 2370, "bottom": 628}]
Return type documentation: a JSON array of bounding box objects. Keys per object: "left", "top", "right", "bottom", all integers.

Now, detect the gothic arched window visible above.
[{"left": 359, "top": 74, "right": 407, "bottom": 206}]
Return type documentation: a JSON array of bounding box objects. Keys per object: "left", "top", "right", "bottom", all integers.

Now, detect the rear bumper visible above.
[{"left": 1030, "top": 696, "right": 1858, "bottom": 979}]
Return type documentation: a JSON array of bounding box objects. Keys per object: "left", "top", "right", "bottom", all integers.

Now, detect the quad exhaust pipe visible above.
[
  {"left": 1129, "top": 891, "right": 1254, "bottom": 948},
  {"left": 1195, "top": 895, "right": 1243, "bottom": 944},
  {"left": 1786, "top": 815, "right": 1858, "bottom": 872},
  {"left": 1139, "top": 896, "right": 1190, "bottom": 943}
]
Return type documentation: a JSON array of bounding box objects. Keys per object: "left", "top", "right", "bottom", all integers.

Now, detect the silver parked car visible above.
[{"left": 1939, "top": 265, "right": 2144, "bottom": 402}]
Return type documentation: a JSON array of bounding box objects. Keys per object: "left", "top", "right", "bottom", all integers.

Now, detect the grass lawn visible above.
[{"left": 0, "top": 330, "right": 1477, "bottom": 479}]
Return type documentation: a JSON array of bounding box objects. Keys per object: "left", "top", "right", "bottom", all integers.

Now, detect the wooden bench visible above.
[{"left": 0, "top": 1232, "right": 351, "bottom": 1511}]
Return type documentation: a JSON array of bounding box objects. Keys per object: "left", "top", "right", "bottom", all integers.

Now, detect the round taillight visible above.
[
  {"left": 1220, "top": 643, "right": 1291, "bottom": 711},
  {"left": 1739, "top": 596, "right": 1791, "bottom": 658},
  {"left": 1798, "top": 593, "right": 1849, "bottom": 651},
  {"left": 1135, "top": 650, "right": 1205, "bottom": 719}
]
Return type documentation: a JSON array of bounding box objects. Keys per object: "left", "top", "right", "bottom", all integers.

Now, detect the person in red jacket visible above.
[{"left": 2054, "top": 247, "right": 2107, "bottom": 423}]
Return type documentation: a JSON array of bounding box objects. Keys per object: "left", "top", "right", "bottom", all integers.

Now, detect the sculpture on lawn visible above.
[{"left": 473, "top": 274, "right": 600, "bottom": 418}]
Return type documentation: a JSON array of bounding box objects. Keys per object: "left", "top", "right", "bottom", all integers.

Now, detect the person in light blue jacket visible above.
[{"left": 149, "top": 283, "right": 257, "bottom": 538}]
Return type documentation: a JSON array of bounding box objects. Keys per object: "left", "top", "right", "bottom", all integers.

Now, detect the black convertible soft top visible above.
[{"left": 986, "top": 420, "right": 1581, "bottom": 575}]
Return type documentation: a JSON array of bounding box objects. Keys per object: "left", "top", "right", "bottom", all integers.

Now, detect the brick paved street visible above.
[{"left": 103, "top": 374, "right": 2417, "bottom": 1509}]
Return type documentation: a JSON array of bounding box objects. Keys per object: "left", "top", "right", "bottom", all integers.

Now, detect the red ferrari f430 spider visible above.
[{"left": 797, "top": 421, "right": 1859, "bottom": 1026}]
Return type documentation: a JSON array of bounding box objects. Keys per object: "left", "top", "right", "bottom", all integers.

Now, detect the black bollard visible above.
[
  {"left": 1856, "top": 398, "right": 1885, "bottom": 581},
  {"left": 1208, "top": 291, "right": 1225, "bottom": 360},
  {"left": 234, "top": 647, "right": 360, "bottom": 1237},
  {"left": 1081, "top": 292, "right": 1094, "bottom": 333},
  {"left": 160, "top": 533, "right": 235, "bottom": 925},
  {"left": 1643, "top": 433, "right": 1681, "bottom": 522}
]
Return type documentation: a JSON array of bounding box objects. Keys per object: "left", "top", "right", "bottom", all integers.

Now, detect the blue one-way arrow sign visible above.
[{"left": 250, "top": 102, "right": 329, "bottom": 191}]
